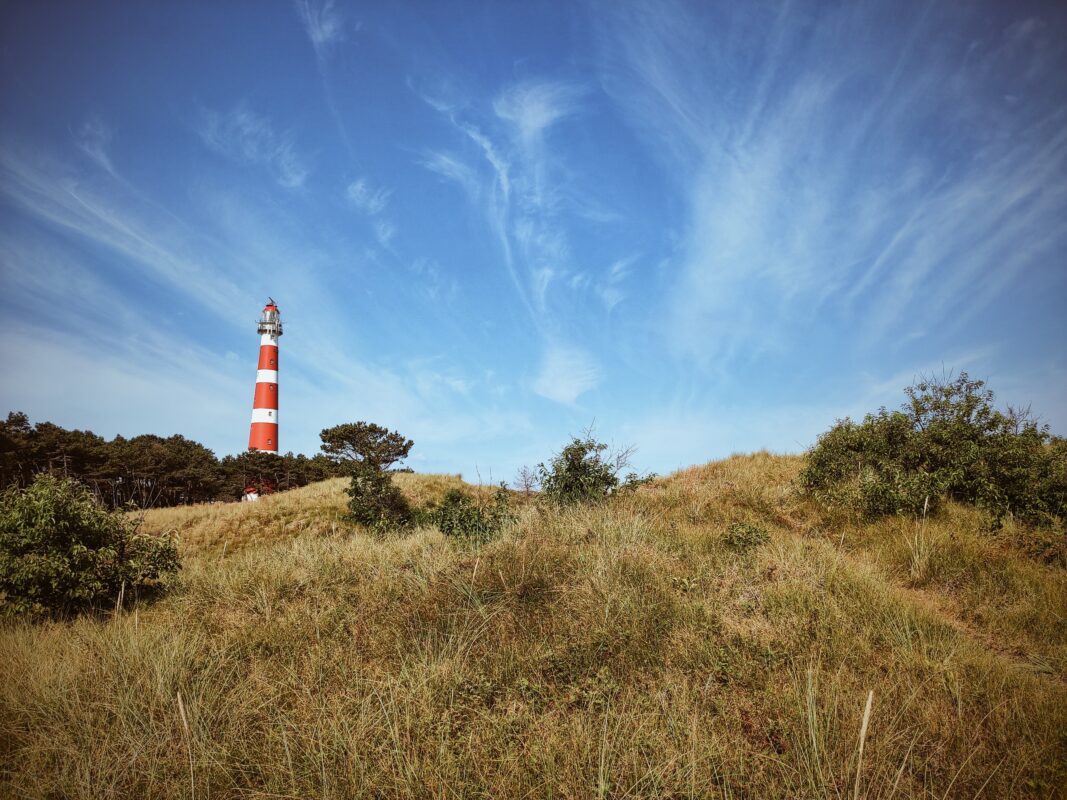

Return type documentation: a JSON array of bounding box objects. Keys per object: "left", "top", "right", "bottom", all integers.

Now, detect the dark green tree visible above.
[
  {"left": 0, "top": 412, "right": 33, "bottom": 486},
  {"left": 319, "top": 422, "right": 416, "bottom": 530},
  {"left": 105, "top": 434, "right": 221, "bottom": 506},
  {"left": 319, "top": 422, "right": 413, "bottom": 470}
]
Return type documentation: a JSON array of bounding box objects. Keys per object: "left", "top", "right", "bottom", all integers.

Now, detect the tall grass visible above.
[{"left": 1, "top": 453, "right": 1064, "bottom": 797}]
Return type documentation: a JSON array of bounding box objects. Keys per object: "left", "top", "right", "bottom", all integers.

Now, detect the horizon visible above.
[{"left": 1, "top": 0, "right": 1065, "bottom": 480}]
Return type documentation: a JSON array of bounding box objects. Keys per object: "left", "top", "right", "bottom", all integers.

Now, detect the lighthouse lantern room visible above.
[{"left": 248, "top": 298, "right": 282, "bottom": 453}]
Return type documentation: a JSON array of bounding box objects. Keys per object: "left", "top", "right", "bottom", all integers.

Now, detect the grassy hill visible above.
[{"left": 2, "top": 453, "right": 1065, "bottom": 798}]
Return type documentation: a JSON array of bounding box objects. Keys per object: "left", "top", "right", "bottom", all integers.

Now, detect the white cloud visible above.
[
  {"left": 533, "top": 345, "right": 602, "bottom": 404},
  {"left": 345, "top": 177, "right": 397, "bottom": 251},
  {"left": 406, "top": 75, "right": 465, "bottom": 115},
  {"left": 295, "top": 0, "right": 345, "bottom": 53},
  {"left": 346, "top": 178, "right": 391, "bottom": 214},
  {"left": 420, "top": 151, "right": 481, "bottom": 200},
  {"left": 375, "top": 219, "right": 397, "bottom": 247},
  {"left": 196, "top": 105, "right": 308, "bottom": 189},
  {"left": 494, "top": 80, "right": 585, "bottom": 146},
  {"left": 596, "top": 255, "right": 636, "bottom": 311},
  {"left": 410, "top": 257, "right": 458, "bottom": 302},
  {"left": 406, "top": 358, "right": 471, "bottom": 398},
  {"left": 74, "top": 116, "right": 114, "bottom": 174}
]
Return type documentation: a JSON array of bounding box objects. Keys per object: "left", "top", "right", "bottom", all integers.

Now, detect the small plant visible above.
[
  {"left": 430, "top": 485, "right": 513, "bottom": 543},
  {"left": 346, "top": 461, "right": 412, "bottom": 531},
  {"left": 904, "top": 496, "right": 933, "bottom": 583},
  {"left": 512, "top": 465, "right": 539, "bottom": 497},
  {"left": 723, "top": 522, "right": 769, "bottom": 553},
  {"left": 538, "top": 431, "right": 651, "bottom": 506},
  {"left": 0, "top": 474, "right": 179, "bottom": 616}
]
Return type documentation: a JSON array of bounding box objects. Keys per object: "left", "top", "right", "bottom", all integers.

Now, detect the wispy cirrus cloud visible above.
[
  {"left": 494, "top": 80, "right": 585, "bottom": 149},
  {"left": 596, "top": 255, "right": 637, "bottom": 312},
  {"left": 294, "top": 0, "right": 345, "bottom": 57},
  {"left": 74, "top": 116, "right": 115, "bottom": 175},
  {"left": 346, "top": 178, "right": 391, "bottom": 215},
  {"left": 196, "top": 105, "right": 309, "bottom": 189},
  {"left": 0, "top": 143, "right": 247, "bottom": 320},
  {"left": 294, "top": 0, "right": 362, "bottom": 162},
  {"left": 532, "top": 345, "right": 603, "bottom": 405},
  {"left": 592, "top": 0, "right": 1067, "bottom": 368},
  {"left": 410, "top": 257, "right": 458, "bottom": 303},
  {"left": 420, "top": 151, "right": 482, "bottom": 201},
  {"left": 415, "top": 77, "right": 589, "bottom": 317},
  {"left": 374, "top": 219, "right": 397, "bottom": 247},
  {"left": 346, "top": 176, "right": 398, "bottom": 248},
  {"left": 414, "top": 76, "right": 606, "bottom": 402}
]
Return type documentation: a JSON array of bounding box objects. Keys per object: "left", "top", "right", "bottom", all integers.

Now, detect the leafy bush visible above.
[
  {"left": 538, "top": 433, "right": 651, "bottom": 506},
  {"left": 0, "top": 475, "right": 179, "bottom": 616},
  {"left": 801, "top": 373, "right": 1067, "bottom": 526},
  {"left": 346, "top": 461, "right": 413, "bottom": 531},
  {"left": 723, "top": 522, "right": 769, "bottom": 553},
  {"left": 430, "top": 486, "right": 513, "bottom": 543}
]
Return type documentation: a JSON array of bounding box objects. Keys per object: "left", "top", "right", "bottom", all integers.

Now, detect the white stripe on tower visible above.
[
  {"left": 248, "top": 299, "right": 283, "bottom": 453},
  {"left": 250, "top": 408, "right": 278, "bottom": 424}
]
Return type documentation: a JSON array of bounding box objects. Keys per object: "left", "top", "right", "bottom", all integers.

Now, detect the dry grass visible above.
[
  {"left": 137, "top": 472, "right": 485, "bottom": 556},
  {"left": 2, "top": 452, "right": 1064, "bottom": 798}
]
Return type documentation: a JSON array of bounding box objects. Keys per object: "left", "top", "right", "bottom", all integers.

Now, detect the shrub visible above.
[
  {"left": 0, "top": 475, "right": 179, "bottom": 616},
  {"left": 538, "top": 433, "right": 651, "bottom": 506},
  {"left": 723, "top": 522, "right": 769, "bottom": 553},
  {"left": 430, "top": 485, "right": 513, "bottom": 543},
  {"left": 346, "top": 461, "right": 413, "bottom": 531},
  {"left": 801, "top": 373, "right": 1067, "bottom": 526}
]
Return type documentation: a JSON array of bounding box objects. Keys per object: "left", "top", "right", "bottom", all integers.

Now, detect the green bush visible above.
[
  {"left": 430, "top": 486, "right": 513, "bottom": 543},
  {"left": 723, "top": 522, "right": 769, "bottom": 553},
  {"left": 801, "top": 373, "right": 1067, "bottom": 526},
  {"left": 0, "top": 475, "right": 179, "bottom": 616},
  {"left": 346, "top": 461, "right": 413, "bottom": 531},
  {"left": 538, "top": 433, "right": 651, "bottom": 506}
]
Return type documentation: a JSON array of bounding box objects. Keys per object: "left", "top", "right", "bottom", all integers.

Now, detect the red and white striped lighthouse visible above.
[{"left": 248, "top": 298, "right": 282, "bottom": 453}]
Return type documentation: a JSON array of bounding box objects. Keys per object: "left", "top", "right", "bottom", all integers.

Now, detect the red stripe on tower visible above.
[{"left": 248, "top": 299, "right": 282, "bottom": 453}]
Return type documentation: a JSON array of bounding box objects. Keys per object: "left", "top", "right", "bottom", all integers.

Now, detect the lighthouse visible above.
[{"left": 248, "top": 298, "right": 282, "bottom": 453}]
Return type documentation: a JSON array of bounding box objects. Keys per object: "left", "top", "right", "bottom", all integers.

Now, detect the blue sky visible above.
[{"left": 1, "top": 0, "right": 1064, "bottom": 479}]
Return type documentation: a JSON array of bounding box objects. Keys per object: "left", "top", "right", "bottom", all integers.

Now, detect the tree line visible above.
[{"left": 0, "top": 412, "right": 346, "bottom": 508}]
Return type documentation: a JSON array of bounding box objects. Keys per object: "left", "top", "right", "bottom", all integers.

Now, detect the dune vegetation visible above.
[{"left": 1, "top": 453, "right": 1065, "bottom": 798}]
